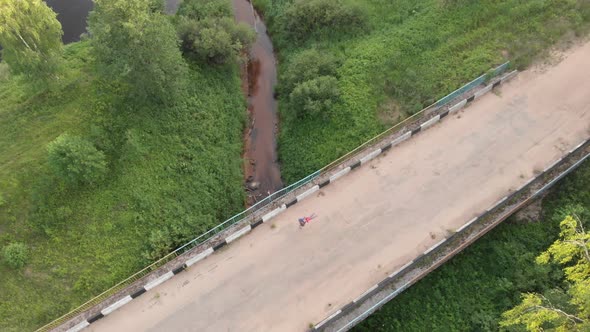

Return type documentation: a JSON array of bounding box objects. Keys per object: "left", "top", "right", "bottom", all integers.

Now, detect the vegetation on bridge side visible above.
[
  {"left": 0, "top": 0, "right": 252, "bottom": 330},
  {"left": 255, "top": 0, "right": 590, "bottom": 183},
  {"left": 354, "top": 161, "right": 590, "bottom": 331}
]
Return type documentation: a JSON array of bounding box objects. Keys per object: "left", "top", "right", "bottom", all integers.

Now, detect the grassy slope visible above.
[
  {"left": 0, "top": 41, "right": 245, "bottom": 331},
  {"left": 260, "top": 0, "right": 590, "bottom": 183},
  {"left": 354, "top": 162, "right": 590, "bottom": 332},
  {"left": 256, "top": 0, "right": 590, "bottom": 330}
]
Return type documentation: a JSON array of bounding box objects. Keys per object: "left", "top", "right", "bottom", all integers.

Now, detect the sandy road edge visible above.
[
  {"left": 47, "top": 70, "right": 515, "bottom": 332},
  {"left": 315, "top": 139, "right": 590, "bottom": 332}
]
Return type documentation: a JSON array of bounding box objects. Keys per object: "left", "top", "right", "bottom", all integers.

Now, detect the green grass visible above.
[
  {"left": 2, "top": 1, "right": 590, "bottom": 330},
  {"left": 259, "top": 0, "right": 590, "bottom": 183},
  {"left": 354, "top": 161, "right": 590, "bottom": 332},
  {"left": 256, "top": 1, "right": 590, "bottom": 329},
  {"left": 0, "top": 41, "right": 245, "bottom": 331}
]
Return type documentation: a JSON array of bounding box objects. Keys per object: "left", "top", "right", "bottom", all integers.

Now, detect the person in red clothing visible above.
[{"left": 298, "top": 213, "right": 317, "bottom": 227}]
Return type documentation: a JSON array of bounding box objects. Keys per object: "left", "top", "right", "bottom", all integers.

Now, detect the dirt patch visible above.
[
  {"left": 515, "top": 197, "right": 544, "bottom": 222},
  {"left": 377, "top": 97, "right": 405, "bottom": 126}
]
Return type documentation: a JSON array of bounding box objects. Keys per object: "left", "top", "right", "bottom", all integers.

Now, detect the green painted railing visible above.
[{"left": 36, "top": 61, "right": 510, "bottom": 332}]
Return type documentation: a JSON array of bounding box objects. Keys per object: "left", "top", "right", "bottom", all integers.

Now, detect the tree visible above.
[
  {"left": 289, "top": 76, "right": 341, "bottom": 119},
  {"left": 47, "top": 134, "right": 108, "bottom": 186},
  {"left": 177, "top": 17, "right": 255, "bottom": 64},
  {"left": 0, "top": 0, "right": 63, "bottom": 80},
  {"left": 143, "top": 214, "right": 214, "bottom": 261},
  {"left": 176, "top": 0, "right": 255, "bottom": 64},
  {"left": 2, "top": 242, "right": 28, "bottom": 269},
  {"left": 88, "top": 0, "right": 188, "bottom": 107},
  {"left": 281, "top": 0, "right": 367, "bottom": 42},
  {"left": 177, "top": 0, "right": 232, "bottom": 20},
  {"left": 501, "top": 214, "right": 590, "bottom": 331},
  {"left": 280, "top": 48, "right": 340, "bottom": 95}
]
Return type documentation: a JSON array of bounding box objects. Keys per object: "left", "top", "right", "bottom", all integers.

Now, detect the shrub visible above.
[
  {"left": 252, "top": 0, "right": 271, "bottom": 15},
  {"left": 89, "top": 0, "right": 189, "bottom": 107},
  {"left": 281, "top": 0, "right": 367, "bottom": 42},
  {"left": 280, "top": 48, "right": 340, "bottom": 95},
  {"left": 143, "top": 228, "right": 174, "bottom": 261},
  {"left": 176, "top": 0, "right": 255, "bottom": 64},
  {"left": 177, "top": 17, "right": 255, "bottom": 64},
  {"left": 143, "top": 215, "right": 215, "bottom": 261},
  {"left": 3, "top": 242, "right": 28, "bottom": 269},
  {"left": 290, "top": 76, "right": 341, "bottom": 119},
  {"left": 177, "top": 0, "right": 232, "bottom": 20},
  {"left": 47, "top": 134, "right": 108, "bottom": 186}
]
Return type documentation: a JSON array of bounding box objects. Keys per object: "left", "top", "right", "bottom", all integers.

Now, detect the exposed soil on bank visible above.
[{"left": 234, "top": 0, "right": 283, "bottom": 206}]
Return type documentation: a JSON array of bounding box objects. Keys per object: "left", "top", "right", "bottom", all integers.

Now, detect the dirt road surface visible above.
[{"left": 89, "top": 42, "right": 590, "bottom": 332}]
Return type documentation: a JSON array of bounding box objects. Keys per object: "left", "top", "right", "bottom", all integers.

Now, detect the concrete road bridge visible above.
[{"left": 61, "top": 41, "right": 590, "bottom": 332}]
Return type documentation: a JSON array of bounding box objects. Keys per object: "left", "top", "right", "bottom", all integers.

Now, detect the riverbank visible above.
[
  {"left": 0, "top": 40, "right": 246, "bottom": 331},
  {"left": 256, "top": 0, "right": 590, "bottom": 184}
]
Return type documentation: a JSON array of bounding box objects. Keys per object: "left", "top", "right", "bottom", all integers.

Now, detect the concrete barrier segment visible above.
[
  {"left": 420, "top": 115, "right": 441, "bottom": 131},
  {"left": 360, "top": 149, "right": 382, "bottom": 165},
  {"left": 225, "top": 225, "right": 252, "bottom": 244},
  {"left": 101, "top": 295, "right": 133, "bottom": 316},
  {"left": 185, "top": 247, "right": 214, "bottom": 267},
  {"left": 144, "top": 271, "right": 174, "bottom": 291},
  {"left": 296, "top": 185, "right": 320, "bottom": 202},
  {"left": 329, "top": 168, "right": 351, "bottom": 183}
]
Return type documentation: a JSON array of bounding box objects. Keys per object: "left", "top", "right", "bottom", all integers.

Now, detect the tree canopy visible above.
[
  {"left": 176, "top": 0, "right": 255, "bottom": 64},
  {"left": 501, "top": 213, "right": 590, "bottom": 331},
  {"left": 0, "top": 0, "right": 63, "bottom": 80},
  {"left": 47, "top": 134, "right": 108, "bottom": 186},
  {"left": 88, "top": 0, "right": 188, "bottom": 107}
]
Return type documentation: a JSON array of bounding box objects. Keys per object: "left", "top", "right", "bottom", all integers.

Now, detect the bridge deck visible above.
[{"left": 89, "top": 41, "right": 590, "bottom": 332}]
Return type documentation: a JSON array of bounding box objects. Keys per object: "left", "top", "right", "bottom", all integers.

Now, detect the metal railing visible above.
[
  {"left": 36, "top": 62, "right": 510, "bottom": 332},
  {"left": 36, "top": 170, "right": 322, "bottom": 331},
  {"left": 321, "top": 62, "right": 510, "bottom": 173},
  {"left": 321, "top": 140, "right": 590, "bottom": 332},
  {"left": 436, "top": 62, "right": 510, "bottom": 107}
]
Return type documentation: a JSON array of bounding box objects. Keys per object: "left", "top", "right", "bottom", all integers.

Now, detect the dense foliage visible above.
[
  {"left": 258, "top": 0, "right": 590, "bottom": 183},
  {"left": 280, "top": 0, "right": 367, "bottom": 42},
  {"left": 354, "top": 162, "right": 590, "bottom": 331},
  {"left": 2, "top": 242, "right": 28, "bottom": 269},
  {"left": 289, "top": 75, "right": 340, "bottom": 119},
  {"left": 501, "top": 213, "right": 590, "bottom": 331},
  {"left": 47, "top": 134, "right": 108, "bottom": 186},
  {"left": 0, "top": 0, "right": 63, "bottom": 82},
  {"left": 278, "top": 48, "right": 340, "bottom": 94},
  {"left": 0, "top": 0, "right": 589, "bottom": 330},
  {"left": 88, "top": 0, "right": 188, "bottom": 107},
  {"left": 279, "top": 48, "right": 342, "bottom": 120},
  {"left": 0, "top": 0, "right": 246, "bottom": 330},
  {"left": 176, "top": 0, "right": 255, "bottom": 64}
]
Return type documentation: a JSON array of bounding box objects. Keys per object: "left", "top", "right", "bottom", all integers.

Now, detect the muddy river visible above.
[{"left": 233, "top": 0, "right": 283, "bottom": 205}]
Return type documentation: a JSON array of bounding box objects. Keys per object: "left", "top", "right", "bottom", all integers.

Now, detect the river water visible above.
[
  {"left": 45, "top": 0, "right": 93, "bottom": 43},
  {"left": 233, "top": 0, "right": 283, "bottom": 205},
  {"left": 44, "top": 0, "right": 182, "bottom": 43}
]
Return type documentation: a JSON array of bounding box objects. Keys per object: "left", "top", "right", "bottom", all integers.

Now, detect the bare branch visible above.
[{"left": 537, "top": 295, "right": 585, "bottom": 324}]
